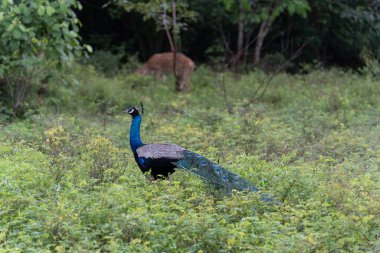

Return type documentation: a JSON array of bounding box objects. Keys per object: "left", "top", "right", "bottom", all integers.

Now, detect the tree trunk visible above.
[
  {"left": 233, "top": 0, "right": 245, "bottom": 68},
  {"left": 163, "top": 0, "right": 182, "bottom": 91},
  {"left": 253, "top": 0, "right": 282, "bottom": 65},
  {"left": 253, "top": 21, "right": 269, "bottom": 65},
  {"left": 243, "top": 27, "right": 254, "bottom": 65},
  {"left": 171, "top": 0, "right": 182, "bottom": 92}
]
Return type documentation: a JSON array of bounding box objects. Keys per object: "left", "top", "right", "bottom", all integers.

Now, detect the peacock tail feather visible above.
[{"left": 174, "top": 150, "right": 279, "bottom": 203}]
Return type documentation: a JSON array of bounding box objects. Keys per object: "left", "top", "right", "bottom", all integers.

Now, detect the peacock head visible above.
[{"left": 124, "top": 106, "right": 140, "bottom": 117}]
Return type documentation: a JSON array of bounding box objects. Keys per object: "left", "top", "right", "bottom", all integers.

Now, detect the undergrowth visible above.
[{"left": 0, "top": 65, "right": 379, "bottom": 252}]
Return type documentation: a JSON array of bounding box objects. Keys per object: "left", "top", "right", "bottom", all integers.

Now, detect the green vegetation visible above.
[
  {"left": 0, "top": 0, "right": 88, "bottom": 117},
  {"left": 1, "top": 65, "right": 379, "bottom": 252},
  {"left": 1, "top": 0, "right": 380, "bottom": 252}
]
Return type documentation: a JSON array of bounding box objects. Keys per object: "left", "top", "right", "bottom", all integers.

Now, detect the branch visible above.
[
  {"left": 162, "top": 0, "right": 176, "bottom": 52},
  {"left": 171, "top": 0, "right": 178, "bottom": 79},
  {"left": 217, "top": 25, "right": 234, "bottom": 64},
  {"left": 243, "top": 37, "right": 314, "bottom": 109},
  {"left": 220, "top": 72, "right": 233, "bottom": 114}
]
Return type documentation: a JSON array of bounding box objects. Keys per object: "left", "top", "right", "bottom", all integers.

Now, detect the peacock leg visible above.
[
  {"left": 167, "top": 172, "right": 173, "bottom": 185},
  {"left": 146, "top": 174, "right": 155, "bottom": 183}
]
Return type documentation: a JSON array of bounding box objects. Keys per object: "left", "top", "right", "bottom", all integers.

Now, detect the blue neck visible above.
[{"left": 130, "top": 115, "right": 144, "bottom": 152}]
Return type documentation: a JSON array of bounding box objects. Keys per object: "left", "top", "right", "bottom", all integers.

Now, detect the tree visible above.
[
  {"left": 217, "top": 0, "right": 309, "bottom": 67},
  {"left": 0, "top": 0, "right": 89, "bottom": 117},
  {"left": 115, "top": 0, "right": 196, "bottom": 91},
  {"left": 74, "top": 0, "right": 380, "bottom": 69},
  {"left": 308, "top": 0, "right": 380, "bottom": 66},
  {"left": 219, "top": 0, "right": 252, "bottom": 68},
  {"left": 251, "top": 0, "right": 310, "bottom": 65}
]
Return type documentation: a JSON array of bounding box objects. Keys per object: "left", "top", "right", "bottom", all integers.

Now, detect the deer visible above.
[{"left": 135, "top": 52, "right": 195, "bottom": 91}]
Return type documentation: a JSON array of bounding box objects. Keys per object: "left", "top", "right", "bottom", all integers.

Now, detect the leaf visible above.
[
  {"left": 46, "top": 6, "right": 55, "bottom": 16},
  {"left": 227, "top": 238, "right": 236, "bottom": 247},
  {"left": 6, "top": 23, "right": 15, "bottom": 32},
  {"left": 12, "top": 6, "right": 22, "bottom": 15},
  {"left": 52, "top": 24, "right": 61, "bottom": 31},
  {"left": 18, "top": 24, "right": 27, "bottom": 32},
  {"left": 0, "top": 231, "right": 6, "bottom": 243},
  {"left": 13, "top": 29, "right": 21, "bottom": 39},
  {"left": 37, "top": 6, "right": 45, "bottom": 16},
  {"left": 22, "top": 5, "right": 32, "bottom": 16},
  {"left": 84, "top": 44, "right": 93, "bottom": 53}
]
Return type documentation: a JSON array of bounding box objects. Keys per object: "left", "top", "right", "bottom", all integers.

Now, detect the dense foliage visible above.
[
  {"left": 78, "top": 0, "right": 380, "bottom": 67},
  {"left": 0, "top": 65, "right": 379, "bottom": 251},
  {"left": 0, "top": 0, "right": 87, "bottom": 117}
]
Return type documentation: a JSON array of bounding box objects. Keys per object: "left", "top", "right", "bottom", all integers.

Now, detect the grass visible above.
[{"left": 0, "top": 65, "right": 379, "bottom": 252}]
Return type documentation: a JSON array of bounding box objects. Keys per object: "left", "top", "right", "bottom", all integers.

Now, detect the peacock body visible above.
[{"left": 126, "top": 106, "right": 277, "bottom": 203}]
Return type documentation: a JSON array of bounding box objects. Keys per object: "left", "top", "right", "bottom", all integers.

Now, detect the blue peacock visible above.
[{"left": 126, "top": 106, "right": 277, "bottom": 203}]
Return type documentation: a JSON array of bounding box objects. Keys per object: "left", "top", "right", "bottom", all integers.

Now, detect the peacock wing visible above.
[{"left": 136, "top": 144, "right": 186, "bottom": 160}]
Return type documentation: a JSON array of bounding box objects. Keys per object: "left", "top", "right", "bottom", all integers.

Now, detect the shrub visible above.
[
  {"left": 0, "top": 0, "right": 88, "bottom": 117},
  {"left": 83, "top": 136, "right": 128, "bottom": 185},
  {"left": 44, "top": 126, "right": 77, "bottom": 183},
  {"left": 85, "top": 49, "right": 123, "bottom": 76}
]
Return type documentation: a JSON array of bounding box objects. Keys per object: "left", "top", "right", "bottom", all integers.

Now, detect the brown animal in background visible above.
[
  {"left": 37, "top": 80, "right": 47, "bottom": 105},
  {"left": 135, "top": 52, "right": 195, "bottom": 91}
]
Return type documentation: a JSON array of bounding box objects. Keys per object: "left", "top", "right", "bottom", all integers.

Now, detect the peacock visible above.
[{"left": 126, "top": 106, "right": 278, "bottom": 203}]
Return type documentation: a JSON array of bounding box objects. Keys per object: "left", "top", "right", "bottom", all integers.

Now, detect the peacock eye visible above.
[
  {"left": 200, "top": 161, "right": 208, "bottom": 166},
  {"left": 128, "top": 108, "right": 135, "bottom": 114}
]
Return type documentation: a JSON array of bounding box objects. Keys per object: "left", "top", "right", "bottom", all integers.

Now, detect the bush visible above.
[
  {"left": 360, "top": 48, "right": 380, "bottom": 79},
  {"left": 83, "top": 136, "right": 128, "bottom": 185},
  {"left": 0, "top": 0, "right": 88, "bottom": 117},
  {"left": 85, "top": 50, "right": 123, "bottom": 77},
  {"left": 44, "top": 126, "right": 77, "bottom": 183}
]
